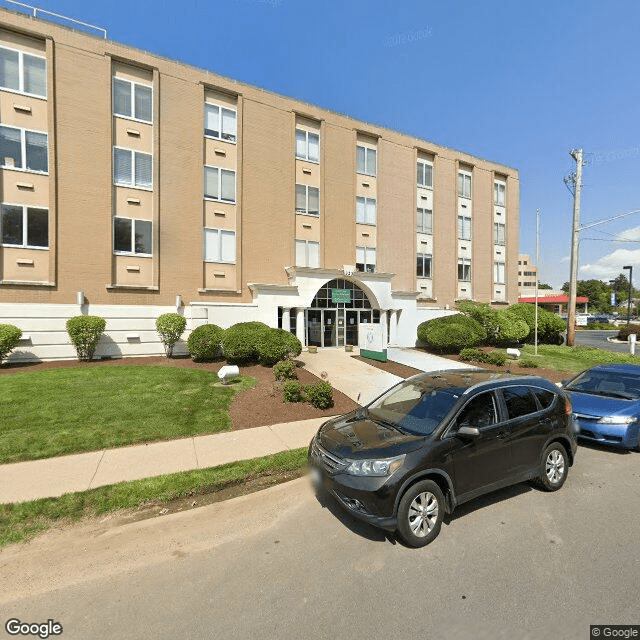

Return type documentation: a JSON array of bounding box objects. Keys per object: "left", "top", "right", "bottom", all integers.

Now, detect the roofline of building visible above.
[{"left": 0, "top": 6, "right": 519, "bottom": 175}]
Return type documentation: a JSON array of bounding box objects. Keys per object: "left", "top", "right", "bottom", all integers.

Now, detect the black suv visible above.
[{"left": 309, "top": 370, "right": 578, "bottom": 547}]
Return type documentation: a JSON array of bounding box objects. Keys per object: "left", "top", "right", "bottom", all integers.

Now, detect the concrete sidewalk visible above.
[{"left": 0, "top": 346, "right": 474, "bottom": 505}]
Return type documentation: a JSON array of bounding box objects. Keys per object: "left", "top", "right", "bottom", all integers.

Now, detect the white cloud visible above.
[
  {"left": 616, "top": 226, "right": 640, "bottom": 242},
  {"left": 580, "top": 247, "right": 640, "bottom": 280}
]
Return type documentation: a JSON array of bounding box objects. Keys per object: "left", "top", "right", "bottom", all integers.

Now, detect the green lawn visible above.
[
  {"left": 0, "top": 448, "right": 307, "bottom": 548},
  {"left": 520, "top": 344, "right": 640, "bottom": 373},
  {"left": 0, "top": 366, "right": 256, "bottom": 464}
]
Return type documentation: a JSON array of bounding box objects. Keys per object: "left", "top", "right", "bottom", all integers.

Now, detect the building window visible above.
[
  {"left": 295, "top": 129, "right": 319, "bottom": 162},
  {"left": 1, "top": 203, "right": 48, "bottom": 248},
  {"left": 0, "top": 46, "right": 46, "bottom": 98},
  {"left": 494, "top": 222, "right": 506, "bottom": 245},
  {"left": 356, "top": 245, "right": 376, "bottom": 273},
  {"left": 113, "top": 217, "right": 152, "bottom": 255},
  {"left": 458, "top": 258, "right": 471, "bottom": 281},
  {"left": 295, "top": 184, "right": 320, "bottom": 216},
  {"left": 458, "top": 172, "right": 471, "bottom": 199},
  {"left": 417, "top": 253, "right": 432, "bottom": 278},
  {"left": 417, "top": 207, "right": 433, "bottom": 234},
  {"left": 356, "top": 145, "right": 376, "bottom": 176},
  {"left": 204, "top": 227, "right": 236, "bottom": 263},
  {"left": 0, "top": 126, "right": 48, "bottom": 173},
  {"left": 204, "top": 103, "right": 237, "bottom": 142},
  {"left": 417, "top": 160, "right": 433, "bottom": 188},
  {"left": 494, "top": 261, "right": 505, "bottom": 284},
  {"left": 457, "top": 215, "right": 471, "bottom": 240},
  {"left": 113, "top": 78, "right": 152, "bottom": 123},
  {"left": 356, "top": 196, "right": 376, "bottom": 225},
  {"left": 204, "top": 166, "right": 236, "bottom": 202},
  {"left": 113, "top": 147, "right": 152, "bottom": 189},
  {"left": 494, "top": 181, "right": 506, "bottom": 206},
  {"left": 295, "top": 239, "right": 320, "bottom": 267}
]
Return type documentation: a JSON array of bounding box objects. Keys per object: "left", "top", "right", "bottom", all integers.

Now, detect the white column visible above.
[
  {"left": 389, "top": 309, "right": 398, "bottom": 346},
  {"left": 296, "top": 308, "right": 306, "bottom": 346},
  {"left": 380, "top": 309, "right": 388, "bottom": 346},
  {"left": 282, "top": 307, "right": 291, "bottom": 333}
]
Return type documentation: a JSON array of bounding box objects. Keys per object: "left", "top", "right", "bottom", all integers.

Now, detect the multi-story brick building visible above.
[{"left": 0, "top": 7, "right": 519, "bottom": 360}]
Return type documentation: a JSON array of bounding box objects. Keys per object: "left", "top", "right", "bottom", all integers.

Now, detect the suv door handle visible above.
[{"left": 496, "top": 430, "right": 509, "bottom": 440}]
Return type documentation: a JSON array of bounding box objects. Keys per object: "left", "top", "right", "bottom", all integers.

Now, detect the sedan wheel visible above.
[
  {"left": 397, "top": 480, "right": 445, "bottom": 548},
  {"left": 536, "top": 443, "right": 568, "bottom": 491}
]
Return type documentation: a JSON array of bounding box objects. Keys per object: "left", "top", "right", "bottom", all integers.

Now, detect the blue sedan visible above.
[{"left": 562, "top": 363, "right": 640, "bottom": 451}]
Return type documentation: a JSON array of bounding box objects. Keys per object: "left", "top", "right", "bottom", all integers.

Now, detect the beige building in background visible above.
[
  {"left": 518, "top": 254, "right": 538, "bottom": 297},
  {"left": 0, "top": 7, "right": 520, "bottom": 360}
]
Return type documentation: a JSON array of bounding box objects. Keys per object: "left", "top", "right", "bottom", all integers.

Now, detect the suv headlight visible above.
[
  {"left": 597, "top": 416, "right": 636, "bottom": 424},
  {"left": 345, "top": 454, "right": 405, "bottom": 477}
]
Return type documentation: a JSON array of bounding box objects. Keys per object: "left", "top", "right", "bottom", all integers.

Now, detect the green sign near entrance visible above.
[{"left": 331, "top": 288, "right": 351, "bottom": 303}]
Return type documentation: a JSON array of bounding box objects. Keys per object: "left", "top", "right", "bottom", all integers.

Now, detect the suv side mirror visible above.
[{"left": 457, "top": 425, "right": 480, "bottom": 438}]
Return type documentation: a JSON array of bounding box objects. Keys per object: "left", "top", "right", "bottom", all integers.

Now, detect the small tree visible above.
[
  {"left": 66, "top": 316, "right": 106, "bottom": 361},
  {"left": 0, "top": 324, "right": 22, "bottom": 365},
  {"left": 156, "top": 313, "right": 187, "bottom": 358}
]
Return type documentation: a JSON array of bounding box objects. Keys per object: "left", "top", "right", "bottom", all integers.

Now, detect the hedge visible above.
[
  {"left": 187, "top": 324, "right": 224, "bottom": 361},
  {"left": 257, "top": 329, "right": 302, "bottom": 366},
  {"left": 417, "top": 314, "right": 486, "bottom": 352},
  {"left": 221, "top": 322, "right": 271, "bottom": 364},
  {"left": 617, "top": 324, "right": 640, "bottom": 341},
  {"left": 457, "top": 301, "right": 529, "bottom": 344},
  {"left": 506, "top": 304, "right": 566, "bottom": 345},
  {"left": 0, "top": 324, "right": 22, "bottom": 364},
  {"left": 66, "top": 316, "right": 106, "bottom": 361}
]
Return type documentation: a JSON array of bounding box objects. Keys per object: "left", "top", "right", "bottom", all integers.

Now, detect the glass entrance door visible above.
[
  {"left": 346, "top": 310, "right": 358, "bottom": 345},
  {"left": 323, "top": 310, "right": 336, "bottom": 347},
  {"left": 307, "top": 309, "right": 322, "bottom": 347}
]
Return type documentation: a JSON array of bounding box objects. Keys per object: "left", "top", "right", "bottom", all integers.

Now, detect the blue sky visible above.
[{"left": 7, "top": 0, "right": 640, "bottom": 288}]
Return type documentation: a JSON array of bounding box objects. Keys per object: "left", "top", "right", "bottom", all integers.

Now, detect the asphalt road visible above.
[
  {"left": 1, "top": 445, "right": 639, "bottom": 640},
  {"left": 575, "top": 330, "right": 631, "bottom": 353}
]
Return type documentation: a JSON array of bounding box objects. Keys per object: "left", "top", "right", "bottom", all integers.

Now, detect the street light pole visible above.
[{"left": 624, "top": 265, "right": 633, "bottom": 324}]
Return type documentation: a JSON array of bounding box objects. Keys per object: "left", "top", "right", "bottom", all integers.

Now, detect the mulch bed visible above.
[{"left": 0, "top": 355, "right": 359, "bottom": 431}]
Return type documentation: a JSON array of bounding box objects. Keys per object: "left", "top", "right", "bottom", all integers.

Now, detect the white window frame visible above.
[
  {"left": 0, "top": 45, "right": 47, "bottom": 99},
  {"left": 356, "top": 245, "right": 376, "bottom": 273},
  {"left": 458, "top": 171, "right": 472, "bottom": 199},
  {"left": 204, "top": 165, "right": 236, "bottom": 203},
  {"left": 203, "top": 227, "right": 236, "bottom": 263},
  {"left": 295, "top": 128, "right": 320, "bottom": 163},
  {"left": 494, "top": 261, "right": 506, "bottom": 284},
  {"left": 356, "top": 196, "right": 377, "bottom": 225},
  {"left": 295, "top": 239, "right": 320, "bottom": 268},
  {"left": 356, "top": 144, "right": 377, "bottom": 176},
  {"left": 113, "top": 147, "right": 153, "bottom": 190},
  {"left": 494, "top": 181, "right": 506, "bottom": 206},
  {"left": 494, "top": 222, "right": 506, "bottom": 246},
  {"left": 112, "top": 216, "right": 153, "bottom": 256},
  {"left": 0, "top": 125, "right": 48, "bottom": 174},
  {"left": 417, "top": 207, "right": 433, "bottom": 234},
  {"left": 458, "top": 215, "right": 472, "bottom": 241},
  {"left": 295, "top": 184, "right": 320, "bottom": 216},
  {"left": 204, "top": 102, "right": 237, "bottom": 143},
  {"left": 0, "top": 202, "right": 48, "bottom": 249},
  {"left": 112, "top": 77, "right": 153, "bottom": 123},
  {"left": 417, "top": 160, "right": 433, "bottom": 189},
  {"left": 458, "top": 258, "right": 471, "bottom": 282},
  {"left": 417, "top": 252, "right": 432, "bottom": 278}
]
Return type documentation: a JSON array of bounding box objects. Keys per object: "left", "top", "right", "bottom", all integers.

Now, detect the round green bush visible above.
[
  {"left": 617, "top": 323, "right": 640, "bottom": 341},
  {"left": 457, "top": 301, "right": 529, "bottom": 344},
  {"left": 66, "top": 315, "right": 106, "bottom": 361},
  {"left": 518, "top": 358, "right": 538, "bottom": 368},
  {"left": 156, "top": 313, "right": 187, "bottom": 358},
  {"left": 507, "top": 304, "right": 566, "bottom": 345},
  {"left": 0, "top": 324, "right": 22, "bottom": 364},
  {"left": 282, "top": 380, "right": 305, "bottom": 403},
  {"left": 417, "top": 314, "right": 486, "bottom": 352},
  {"left": 221, "top": 321, "right": 270, "bottom": 364},
  {"left": 305, "top": 381, "right": 334, "bottom": 409},
  {"left": 273, "top": 359, "right": 298, "bottom": 382},
  {"left": 186, "top": 324, "right": 224, "bottom": 361},
  {"left": 258, "top": 329, "right": 302, "bottom": 366}
]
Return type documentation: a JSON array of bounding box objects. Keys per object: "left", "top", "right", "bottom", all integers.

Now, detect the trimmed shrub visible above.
[
  {"left": 507, "top": 304, "right": 566, "bottom": 345},
  {"left": 459, "top": 347, "right": 483, "bottom": 362},
  {"left": 518, "top": 358, "right": 538, "bottom": 368},
  {"left": 282, "top": 380, "right": 305, "bottom": 403},
  {"left": 305, "top": 381, "right": 334, "bottom": 409},
  {"left": 257, "top": 329, "right": 303, "bottom": 366},
  {"left": 273, "top": 359, "right": 298, "bottom": 382},
  {"left": 221, "top": 321, "right": 270, "bottom": 364},
  {"left": 457, "top": 301, "right": 529, "bottom": 344},
  {"left": 156, "top": 313, "right": 187, "bottom": 358},
  {"left": 66, "top": 315, "right": 106, "bottom": 361},
  {"left": 459, "top": 347, "right": 507, "bottom": 366},
  {"left": 0, "top": 324, "right": 22, "bottom": 364},
  {"left": 417, "top": 314, "right": 486, "bottom": 353},
  {"left": 617, "top": 323, "right": 640, "bottom": 341},
  {"left": 186, "top": 324, "right": 224, "bottom": 361},
  {"left": 485, "top": 350, "right": 507, "bottom": 366}
]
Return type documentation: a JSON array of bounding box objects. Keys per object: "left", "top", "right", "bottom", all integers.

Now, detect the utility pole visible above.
[{"left": 566, "top": 148, "right": 583, "bottom": 347}]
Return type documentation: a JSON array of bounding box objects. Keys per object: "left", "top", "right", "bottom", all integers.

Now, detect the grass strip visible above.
[
  {"left": 0, "top": 448, "right": 308, "bottom": 548},
  {"left": 0, "top": 366, "right": 256, "bottom": 463},
  {"left": 520, "top": 344, "right": 640, "bottom": 373}
]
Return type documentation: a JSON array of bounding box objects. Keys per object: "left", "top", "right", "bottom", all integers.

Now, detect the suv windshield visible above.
[
  {"left": 368, "top": 380, "right": 460, "bottom": 435},
  {"left": 565, "top": 370, "right": 640, "bottom": 400}
]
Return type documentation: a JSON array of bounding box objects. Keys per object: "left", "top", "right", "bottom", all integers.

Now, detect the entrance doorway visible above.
[{"left": 306, "top": 279, "right": 380, "bottom": 348}]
